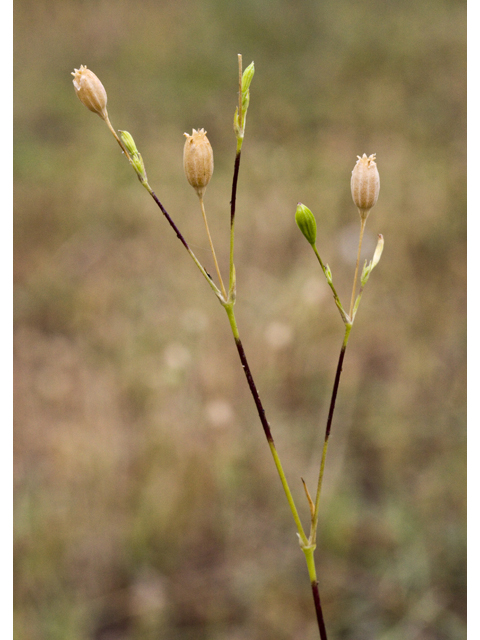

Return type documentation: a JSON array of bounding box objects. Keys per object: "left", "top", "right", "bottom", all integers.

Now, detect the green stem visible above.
[
  {"left": 310, "top": 324, "right": 352, "bottom": 543},
  {"left": 104, "top": 114, "right": 130, "bottom": 157},
  {"left": 349, "top": 217, "right": 367, "bottom": 318},
  {"left": 303, "top": 546, "right": 328, "bottom": 640},
  {"left": 312, "top": 244, "right": 349, "bottom": 324},
  {"left": 223, "top": 303, "right": 308, "bottom": 547},
  {"left": 198, "top": 193, "right": 227, "bottom": 299}
]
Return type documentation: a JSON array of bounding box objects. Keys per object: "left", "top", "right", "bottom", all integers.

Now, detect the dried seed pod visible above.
[
  {"left": 351, "top": 153, "right": 380, "bottom": 220},
  {"left": 183, "top": 129, "right": 214, "bottom": 197},
  {"left": 71, "top": 65, "right": 108, "bottom": 120}
]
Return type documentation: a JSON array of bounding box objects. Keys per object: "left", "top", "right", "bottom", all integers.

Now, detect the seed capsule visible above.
[
  {"left": 71, "top": 65, "right": 108, "bottom": 120},
  {"left": 351, "top": 153, "right": 380, "bottom": 220},
  {"left": 183, "top": 129, "right": 214, "bottom": 197}
]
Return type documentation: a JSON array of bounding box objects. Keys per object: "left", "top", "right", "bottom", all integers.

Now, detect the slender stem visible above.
[
  {"left": 311, "top": 440, "right": 329, "bottom": 539},
  {"left": 303, "top": 546, "right": 328, "bottom": 640},
  {"left": 149, "top": 189, "right": 189, "bottom": 250},
  {"left": 230, "top": 152, "right": 242, "bottom": 230},
  {"left": 229, "top": 151, "right": 241, "bottom": 293},
  {"left": 349, "top": 217, "right": 367, "bottom": 318},
  {"left": 311, "top": 580, "right": 328, "bottom": 640},
  {"left": 104, "top": 114, "right": 130, "bottom": 157},
  {"left": 224, "top": 303, "right": 308, "bottom": 546},
  {"left": 312, "top": 244, "right": 349, "bottom": 324},
  {"left": 198, "top": 194, "right": 227, "bottom": 299},
  {"left": 146, "top": 187, "right": 222, "bottom": 299},
  {"left": 311, "top": 324, "right": 352, "bottom": 542},
  {"left": 226, "top": 298, "right": 328, "bottom": 637},
  {"left": 352, "top": 279, "right": 367, "bottom": 322}
]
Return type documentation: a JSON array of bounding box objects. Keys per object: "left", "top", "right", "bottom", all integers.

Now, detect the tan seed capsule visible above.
[
  {"left": 351, "top": 153, "right": 380, "bottom": 220},
  {"left": 183, "top": 129, "right": 214, "bottom": 197},
  {"left": 71, "top": 65, "right": 108, "bottom": 120}
]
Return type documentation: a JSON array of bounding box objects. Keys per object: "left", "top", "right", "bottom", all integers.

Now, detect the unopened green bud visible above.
[
  {"left": 295, "top": 203, "right": 317, "bottom": 245},
  {"left": 360, "top": 260, "right": 370, "bottom": 287},
  {"left": 119, "top": 131, "right": 147, "bottom": 183},
  {"left": 242, "top": 90, "right": 250, "bottom": 113},
  {"left": 132, "top": 153, "right": 147, "bottom": 181},
  {"left": 241, "top": 62, "right": 255, "bottom": 94},
  {"left": 233, "top": 108, "right": 241, "bottom": 137},
  {"left": 119, "top": 130, "right": 138, "bottom": 156}
]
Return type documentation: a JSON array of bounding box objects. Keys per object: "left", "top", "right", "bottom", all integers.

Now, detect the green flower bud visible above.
[
  {"left": 119, "top": 131, "right": 147, "bottom": 183},
  {"left": 132, "top": 153, "right": 147, "bottom": 182},
  {"left": 360, "top": 260, "right": 370, "bottom": 287},
  {"left": 295, "top": 203, "right": 317, "bottom": 245},
  {"left": 241, "top": 89, "right": 250, "bottom": 114},
  {"left": 119, "top": 130, "right": 138, "bottom": 156},
  {"left": 233, "top": 108, "right": 241, "bottom": 137},
  {"left": 241, "top": 62, "right": 255, "bottom": 94}
]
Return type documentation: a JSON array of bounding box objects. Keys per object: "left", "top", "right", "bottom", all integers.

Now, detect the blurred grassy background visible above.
[{"left": 14, "top": 0, "right": 466, "bottom": 638}]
